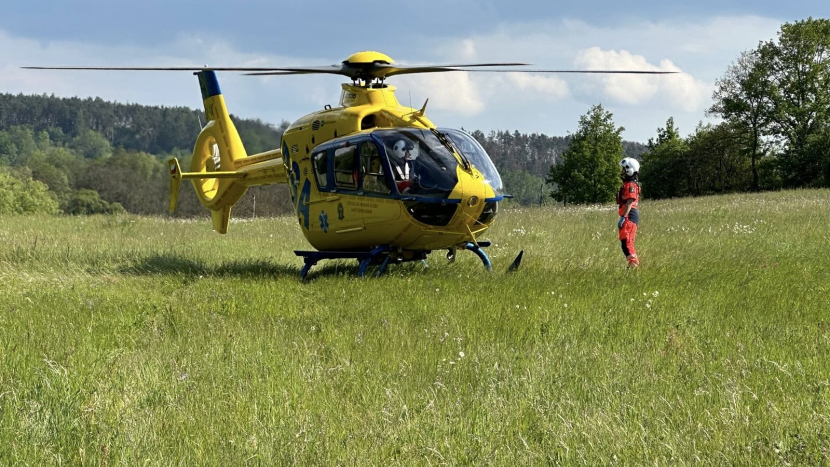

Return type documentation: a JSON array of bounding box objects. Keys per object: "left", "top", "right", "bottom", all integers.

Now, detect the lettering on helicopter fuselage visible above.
[{"left": 346, "top": 199, "right": 379, "bottom": 215}]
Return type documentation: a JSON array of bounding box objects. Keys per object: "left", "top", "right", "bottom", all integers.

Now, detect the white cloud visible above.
[
  {"left": 504, "top": 73, "right": 570, "bottom": 100},
  {"left": 0, "top": 29, "right": 343, "bottom": 126},
  {"left": 416, "top": 15, "right": 779, "bottom": 139},
  {"left": 573, "top": 47, "right": 662, "bottom": 104},
  {"left": 396, "top": 72, "right": 485, "bottom": 116},
  {"left": 572, "top": 46, "right": 711, "bottom": 111},
  {"left": 457, "top": 39, "right": 477, "bottom": 61}
]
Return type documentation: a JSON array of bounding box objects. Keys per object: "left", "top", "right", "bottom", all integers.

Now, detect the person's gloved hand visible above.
[{"left": 618, "top": 216, "right": 626, "bottom": 229}]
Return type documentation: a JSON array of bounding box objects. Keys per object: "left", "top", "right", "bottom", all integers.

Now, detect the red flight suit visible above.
[{"left": 617, "top": 180, "right": 640, "bottom": 266}]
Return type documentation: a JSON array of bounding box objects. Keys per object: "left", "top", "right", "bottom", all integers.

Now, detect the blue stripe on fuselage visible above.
[{"left": 197, "top": 71, "right": 222, "bottom": 100}]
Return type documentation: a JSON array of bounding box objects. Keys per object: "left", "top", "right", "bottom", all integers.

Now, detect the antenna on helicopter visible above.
[{"left": 417, "top": 99, "right": 429, "bottom": 117}]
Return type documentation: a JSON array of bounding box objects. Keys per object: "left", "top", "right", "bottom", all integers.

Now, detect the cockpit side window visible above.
[
  {"left": 312, "top": 150, "right": 328, "bottom": 189},
  {"left": 375, "top": 130, "right": 458, "bottom": 198},
  {"left": 334, "top": 145, "right": 358, "bottom": 190},
  {"left": 360, "top": 141, "right": 390, "bottom": 194},
  {"left": 385, "top": 136, "right": 418, "bottom": 182}
]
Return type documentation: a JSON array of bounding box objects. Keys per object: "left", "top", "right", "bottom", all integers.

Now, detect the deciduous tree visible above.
[
  {"left": 709, "top": 50, "right": 771, "bottom": 191},
  {"left": 759, "top": 17, "right": 830, "bottom": 186},
  {"left": 547, "top": 105, "right": 624, "bottom": 204},
  {"left": 640, "top": 118, "right": 688, "bottom": 199}
]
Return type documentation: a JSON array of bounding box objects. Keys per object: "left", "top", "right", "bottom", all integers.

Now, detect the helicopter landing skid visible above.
[
  {"left": 445, "top": 241, "right": 492, "bottom": 270},
  {"left": 465, "top": 242, "right": 493, "bottom": 270},
  {"left": 294, "top": 245, "right": 411, "bottom": 280},
  {"left": 295, "top": 242, "right": 491, "bottom": 280}
]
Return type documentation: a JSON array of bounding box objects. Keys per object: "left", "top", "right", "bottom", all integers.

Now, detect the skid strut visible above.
[
  {"left": 463, "top": 241, "right": 492, "bottom": 270},
  {"left": 294, "top": 245, "right": 410, "bottom": 280},
  {"left": 295, "top": 241, "right": 492, "bottom": 280}
]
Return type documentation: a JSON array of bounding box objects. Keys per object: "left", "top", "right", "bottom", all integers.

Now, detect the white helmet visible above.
[
  {"left": 620, "top": 157, "right": 640, "bottom": 176},
  {"left": 392, "top": 139, "right": 417, "bottom": 160}
]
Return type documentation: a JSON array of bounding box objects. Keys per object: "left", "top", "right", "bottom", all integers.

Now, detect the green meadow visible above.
[{"left": 1, "top": 190, "right": 828, "bottom": 465}]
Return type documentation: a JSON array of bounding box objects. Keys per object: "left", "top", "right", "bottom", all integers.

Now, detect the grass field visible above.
[{"left": 1, "top": 190, "right": 829, "bottom": 465}]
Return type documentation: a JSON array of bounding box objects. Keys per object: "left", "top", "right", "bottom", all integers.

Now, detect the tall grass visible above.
[{"left": 1, "top": 190, "right": 828, "bottom": 465}]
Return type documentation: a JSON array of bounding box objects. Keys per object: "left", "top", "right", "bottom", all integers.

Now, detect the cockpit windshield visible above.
[
  {"left": 438, "top": 128, "right": 504, "bottom": 196},
  {"left": 372, "top": 129, "right": 459, "bottom": 199},
  {"left": 439, "top": 128, "right": 503, "bottom": 196}
]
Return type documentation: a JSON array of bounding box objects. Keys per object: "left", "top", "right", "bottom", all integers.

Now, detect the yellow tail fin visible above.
[{"left": 165, "top": 70, "right": 288, "bottom": 234}]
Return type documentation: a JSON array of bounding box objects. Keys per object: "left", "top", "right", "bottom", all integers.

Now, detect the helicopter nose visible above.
[{"left": 456, "top": 177, "right": 487, "bottom": 227}]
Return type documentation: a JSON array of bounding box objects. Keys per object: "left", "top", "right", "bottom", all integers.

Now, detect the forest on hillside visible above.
[{"left": 0, "top": 92, "right": 646, "bottom": 216}]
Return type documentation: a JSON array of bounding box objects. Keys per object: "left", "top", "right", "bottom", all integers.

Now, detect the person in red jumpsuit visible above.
[{"left": 617, "top": 158, "right": 641, "bottom": 268}]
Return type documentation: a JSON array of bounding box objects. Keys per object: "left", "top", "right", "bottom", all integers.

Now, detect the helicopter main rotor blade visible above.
[
  {"left": 24, "top": 63, "right": 679, "bottom": 78},
  {"left": 22, "top": 65, "right": 344, "bottom": 72},
  {"left": 462, "top": 69, "right": 678, "bottom": 74},
  {"left": 246, "top": 68, "right": 679, "bottom": 78},
  {"left": 244, "top": 65, "right": 487, "bottom": 78},
  {"left": 244, "top": 69, "right": 353, "bottom": 76}
]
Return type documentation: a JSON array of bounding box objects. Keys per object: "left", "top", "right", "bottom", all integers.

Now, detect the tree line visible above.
[
  {"left": 0, "top": 96, "right": 292, "bottom": 216},
  {"left": 0, "top": 94, "right": 645, "bottom": 215}
]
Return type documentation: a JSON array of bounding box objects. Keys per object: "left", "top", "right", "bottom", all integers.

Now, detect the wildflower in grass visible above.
[{"left": 459, "top": 351, "right": 465, "bottom": 358}]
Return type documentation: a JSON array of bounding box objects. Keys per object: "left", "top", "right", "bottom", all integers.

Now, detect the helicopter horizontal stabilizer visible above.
[{"left": 167, "top": 158, "right": 183, "bottom": 213}]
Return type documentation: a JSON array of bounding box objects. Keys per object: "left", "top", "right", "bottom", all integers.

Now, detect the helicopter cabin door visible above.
[{"left": 310, "top": 137, "right": 400, "bottom": 248}]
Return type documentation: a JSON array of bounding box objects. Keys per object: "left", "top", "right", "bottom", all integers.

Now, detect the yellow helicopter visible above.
[{"left": 26, "top": 51, "right": 674, "bottom": 278}]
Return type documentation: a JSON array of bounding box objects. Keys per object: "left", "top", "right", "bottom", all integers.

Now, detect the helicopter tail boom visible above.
[{"left": 166, "top": 70, "right": 287, "bottom": 233}]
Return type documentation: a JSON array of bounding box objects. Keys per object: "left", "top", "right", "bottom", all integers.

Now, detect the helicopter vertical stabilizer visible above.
[
  {"left": 163, "top": 70, "right": 288, "bottom": 233},
  {"left": 187, "top": 70, "right": 250, "bottom": 232}
]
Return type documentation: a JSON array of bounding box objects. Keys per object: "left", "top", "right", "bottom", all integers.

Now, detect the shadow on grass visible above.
[
  {"left": 121, "top": 254, "right": 433, "bottom": 282},
  {"left": 120, "top": 254, "right": 301, "bottom": 280},
  {"left": 301, "top": 259, "right": 433, "bottom": 282}
]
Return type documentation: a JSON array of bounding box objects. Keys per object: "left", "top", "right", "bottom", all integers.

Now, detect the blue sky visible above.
[{"left": 1, "top": 1, "right": 827, "bottom": 143}]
